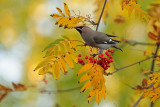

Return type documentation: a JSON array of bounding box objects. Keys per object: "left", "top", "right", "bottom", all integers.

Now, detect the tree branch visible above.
[
  {"left": 107, "top": 56, "right": 158, "bottom": 76},
  {"left": 124, "top": 40, "right": 157, "bottom": 46},
  {"left": 96, "top": 0, "right": 107, "bottom": 31},
  {"left": 40, "top": 86, "right": 82, "bottom": 94},
  {"left": 132, "top": 94, "right": 144, "bottom": 107},
  {"left": 150, "top": 43, "right": 160, "bottom": 107}
]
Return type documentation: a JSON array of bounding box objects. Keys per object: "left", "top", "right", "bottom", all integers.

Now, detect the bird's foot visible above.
[{"left": 90, "top": 54, "right": 98, "bottom": 57}]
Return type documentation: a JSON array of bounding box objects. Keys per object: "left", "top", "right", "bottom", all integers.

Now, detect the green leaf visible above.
[
  {"left": 43, "top": 39, "right": 65, "bottom": 52},
  {"left": 61, "top": 35, "right": 70, "bottom": 40}
]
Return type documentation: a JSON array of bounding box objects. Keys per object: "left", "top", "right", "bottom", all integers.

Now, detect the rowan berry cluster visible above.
[{"left": 78, "top": 49, "right": 114, "bottom": 70}]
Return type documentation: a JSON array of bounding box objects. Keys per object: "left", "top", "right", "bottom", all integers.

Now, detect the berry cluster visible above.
[{"left": 78, "top": 49, "right": 114, "bottom": 70}]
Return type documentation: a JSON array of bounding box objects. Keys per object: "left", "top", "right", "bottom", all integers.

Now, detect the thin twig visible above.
[
  {"left": 96, "top": 0, "right": 107, "bottom": 31},
  {"left": 150, "top": 43, "right": 160, "bottom": 73},
  {"left": 132, "top": 94, "right": 144, "bottom": 107},
  {"left": 124, "top": 40, "right": 157, "bottom": 46},
  {"left": 107, "top": 56, "right": 157, "bottom": 76},
  {"left": 40, "top": 86, "right": 82, "bottom": 94},
  {"left": 150, "top": 43, "right": 160, "bottom": 107}
]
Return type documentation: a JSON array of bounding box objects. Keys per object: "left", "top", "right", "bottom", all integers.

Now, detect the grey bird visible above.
[{"left": 74, "top": 26, "right": 122, "bottom": 54}]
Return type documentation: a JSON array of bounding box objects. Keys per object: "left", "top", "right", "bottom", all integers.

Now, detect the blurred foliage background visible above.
[{"left": 0, "top": 0, "right": 160, "bottom": 107}]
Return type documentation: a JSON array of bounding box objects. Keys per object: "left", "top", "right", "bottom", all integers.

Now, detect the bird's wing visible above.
[
  {"left": 93, "top": 33, "right": 120, "bottom": 44},
  {"left": 106, "top": 34, "right": 117, "bottom": 37}
]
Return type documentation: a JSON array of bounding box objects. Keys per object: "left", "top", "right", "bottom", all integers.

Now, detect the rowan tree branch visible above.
[
  {"left": 40, "top": 86, "right": 82, "bottom": 94},
  {"left": 123, "top": 40, "right": 157, "bottom": 46},
  {"left": 107, "top": 56, "right": 158, "bottom": 76},
  {"left": 132, "top": 94, "right": 144, "bottom": 107},
  {"left": 150, "top": 43, "right": 159, "bottom": 107},
  {"left": 96, "top": 0, "right": 107, "bottom": 31}
]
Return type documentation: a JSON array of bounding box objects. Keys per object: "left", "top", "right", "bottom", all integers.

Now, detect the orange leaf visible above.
[
  {"left": 78, "top": 73, "right": 90, "bottom": 83},
  {"left": 77, "top": 63, "right": 93, "bottom": 76},
  {"left": 148, "top": 32, "right": 157, "bottom": 40},
  {"left": 88, "top": 88, "right": 96, "bottom": 103},
  {"left": 80, "top": 80, "right": 92, "bottom": 93},
  {"left": 95, "top": 90, "right": 102, "bottom": 104},
  {"left": 0, "top": 92, "right": 8, "bottom": 102},
  {"left": 12, "top": 83, "right": 26, "bottom": 91},
  {"left": 142, "top": 79, "right": 148, "bottom": 87}
]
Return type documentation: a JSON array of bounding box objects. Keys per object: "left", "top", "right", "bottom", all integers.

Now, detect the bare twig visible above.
[
  {"left": 150, "top": 44, "right": 160, "bottom": 73},
  {"left": 150, "top": 43, "right": 160, "bottom": 107},
  {"left": 132, "top": 94, "right": 144, "bottom": 107},
  {"left": 96, "top": 0, "right": 107, "bottom": 31},
  {"left": 124, "top": 40, "right": 157, "bottom": 46},
  {"left": 107, "top": 56, "right": 157, "bottom": 76},
  {"left": 40, "top": 86, "right": 82, "bottom": 94}
]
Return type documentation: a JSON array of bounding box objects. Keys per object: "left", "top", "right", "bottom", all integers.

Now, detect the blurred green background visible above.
[{"left": 0, "top": 0, "right": 160, "bottom": 107}]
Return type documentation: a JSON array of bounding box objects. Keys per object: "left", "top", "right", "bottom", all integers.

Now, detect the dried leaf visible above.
[
  {"left": 12, "top": 83, "right": 26, "bottom": 91},
  {"left": 148, "top": 32, "right": 157, "bottom": 40}
]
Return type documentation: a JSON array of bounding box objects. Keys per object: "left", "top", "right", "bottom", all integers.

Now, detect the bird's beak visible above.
[
  {"left": 74, "top": 27, "right": 81, "bottom": 30},
  {"left": 74, "top": 27, "right": 82, "bottom": 33}
]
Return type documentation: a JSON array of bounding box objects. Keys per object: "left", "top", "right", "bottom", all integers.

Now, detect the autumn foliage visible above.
[{"left": 1, "top": 0, "right": 160, "bottom": 106}]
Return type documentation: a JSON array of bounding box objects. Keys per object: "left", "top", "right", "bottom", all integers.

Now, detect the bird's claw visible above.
[{"left": 90, "top": 54, "right": 98, "bottom": 57}]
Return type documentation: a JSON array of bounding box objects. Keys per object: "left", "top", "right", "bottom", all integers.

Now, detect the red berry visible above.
[
  {"left": 78, "top": 54, "right": 82, "bottom": 57},
  {"left": 105, "top": 52, "right": 108, "bottom": 55},
  {"left": 108, "top": 49, "right": 111, "bottom": 52},
  {"left": 98, "top": 55, "right": 101, "bottom": 58},
  {"left": 107, "top": 65, "right": 110, "bottom": 67},
  {"left": 85, "top": 56, "right": 88, "bottom": 59},
  {"left": 101, "top": 54, "right": 104, "bottom": 57},
  {"left": 89, "top": 57, "right": 92, "bottom": 60},
  {"left": 82, "top": 62, "right": 85, "bottom": 65},
  {"left": 109, "top": 55, "right": 112, "bottom": 59},
  {"left": 110, "top": 50, "right": 114, "bottom": 53}
]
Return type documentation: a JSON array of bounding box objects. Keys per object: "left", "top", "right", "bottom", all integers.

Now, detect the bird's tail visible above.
[{"left": 112, "top": 44, "right": 123, "bottom": 52}]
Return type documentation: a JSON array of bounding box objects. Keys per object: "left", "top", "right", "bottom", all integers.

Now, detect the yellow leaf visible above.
[
  {"left": 59, "top": 57, "right": 68, "bottom": 73},
  {"left": 34, "top": 56, "right": 56, "bottom": 71},
  {"left": 64, "top": 41, "right": 71, "bottom": 52},
  {"left": 81, "top": 80, "right": 92, "bottom": 93},
  {"left": 88, "top": 88, "right": 96, "bottom": 103},
  {"left": 59, "top": 42, "right": 66, "bottom": 55},
  {"left": 53, "top": 62, "right": 60, "bottom": 80},
  {"left": 77, "top": 63, "right": 93, "bottom": 76},
  {"left": 38, "top": 68, "right": 46, "bottom": 75},
  {"left": 57, "top": 58, "right": 65, "bottom": 74},
  {"left": 64, "top": 53, "right": 74, "bottom": 68},
  {"left": 64, "top": 3, "right": 70, "bottom": 16},
  {"left": 51, "top": 14, "right": 62, "bottom": 18},
  {"left": 70, "top": 50, "right": 78, "bottom": 63},
  {"left": 56, "top": 7, "right": 65, "bottom": 17},
  {"left": 78, "top": 73, "right": 90, "bottom": 83},
  {"left": 55, "top": 17, "right": 63, "bottom": 25},
  {"left": 95, "top": 90, "right": 102, "bottom": 104}
]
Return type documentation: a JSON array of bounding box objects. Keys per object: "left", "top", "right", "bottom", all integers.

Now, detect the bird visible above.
[{"left": 74, "top": 26, "right": 122, "bottom": 54}]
